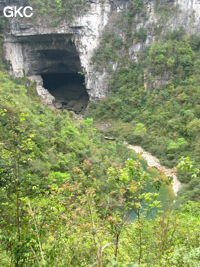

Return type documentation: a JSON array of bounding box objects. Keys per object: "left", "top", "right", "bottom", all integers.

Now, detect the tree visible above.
[{"left": 0, "top": 106, "right": 36, "bottom": 266}]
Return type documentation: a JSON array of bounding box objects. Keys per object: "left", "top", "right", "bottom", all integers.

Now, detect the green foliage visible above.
[
  {"left": 29, "top": 0, "right": 89, "bottom": 21},
  {"left": 186, "top": 118, "right": 200, "bottom": 137},
  {"left": 0, "top": 69, "right": 194, "bottom": 266},
  {"left": 146, "top": 39, "right": 194, "bottom": 80},
  {"left": 0, "top": 18, "right": 9, "bottom": 70},
  {"left": 133, "top": 27, "right": 147, "bottom": 42},
  {"left": 128, "top": 0, "right": 144, "bottom": 18},
  {"left": 0, "top": 2, "right": 199, "bottom": 264},
  {"left": 92, "top": 33, "right": 124, "bottom": 71},
  {"left": 89, "top": 31, "right": 200, "bottom": 201},
  {"left": 176, "top": 157, "right": 200, "bottom": 201},
  {"left": 0, "top": 70, "right": 143, "bottom": 265},
  {"left": 167, "top": 138, "right": 188, "bottom": 151},
  {"left": 133, "top": 123, "right": 147, "bottom": 136},
  {"left": 154, "top": 0, "right": 178, "bottom": 25}
]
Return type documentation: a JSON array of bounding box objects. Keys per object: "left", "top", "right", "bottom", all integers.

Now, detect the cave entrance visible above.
[
  {"left": 18, "top": 34, "right": 90, "bottom": 113},
  {"left": 41, "top": 72, "right": 89, "bottom": 113}
]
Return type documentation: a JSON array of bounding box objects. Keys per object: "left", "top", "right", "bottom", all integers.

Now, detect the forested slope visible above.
[
  {"left": 0, "top": 0, "right": 200, "bottom": 266},
  {"left": 0, "top": 39, "right": 199, "bottom": 267},
  {"left": 0, "top": 64, "right": 197, "bottom": 267},
  {"left": 88, "top": 15, "right": 200, "bottom": 203}
]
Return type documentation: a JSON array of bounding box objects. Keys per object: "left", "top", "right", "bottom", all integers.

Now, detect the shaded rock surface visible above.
[{"left": 3, "top": 0, "right": 200, "bottom": 108}]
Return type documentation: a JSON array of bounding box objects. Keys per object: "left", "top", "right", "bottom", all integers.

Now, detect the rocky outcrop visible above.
[
  {"left": 28, "top": 75, "right": 55, "bottom": 107},
  {"left": 3, "top": 0, "right": 200, "bottom": 106},
  {"left": 3, "top": 0, "right": 126, "bottom": 104},
  {"left": 127, "top": 0, "right": 200, "bottom": 60}
]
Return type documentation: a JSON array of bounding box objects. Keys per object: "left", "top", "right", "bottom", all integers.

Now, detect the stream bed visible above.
[{"left": 124, "top": 142, "right": 182, "bottom": 197}]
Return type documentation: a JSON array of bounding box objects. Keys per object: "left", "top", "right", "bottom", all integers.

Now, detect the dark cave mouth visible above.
[{"left": 41, "top": 72, "right": 89, "bottom": 113}]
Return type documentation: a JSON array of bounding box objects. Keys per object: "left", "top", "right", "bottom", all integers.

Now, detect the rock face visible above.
[
  {"left": 3, "top": 0, "right": 118, "bottom": 107},
  {"left": 127, "top": 0, "right": 200, "bottom": 59},
  {"left": 3, "top": 0, "right": 200, "bottom": 108}
]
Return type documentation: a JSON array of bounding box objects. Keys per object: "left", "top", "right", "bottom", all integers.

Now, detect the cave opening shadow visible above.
[{"left": 41, "top": 72, "right": 89, "bottom": 113}]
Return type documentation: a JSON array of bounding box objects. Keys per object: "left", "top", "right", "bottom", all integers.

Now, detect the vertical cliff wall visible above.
[
  {"left": 3, "top": 0, "right": 200, "bottom": 110},
  {"left": 3, "top": 0, "right": 126, "bottom": 109}
]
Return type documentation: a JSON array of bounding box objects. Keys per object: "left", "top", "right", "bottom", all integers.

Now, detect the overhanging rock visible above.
[{"left": 3, "top": 0, "right": 115, "bottom": 109}]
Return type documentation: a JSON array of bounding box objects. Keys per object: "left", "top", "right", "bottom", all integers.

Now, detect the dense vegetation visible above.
[
  {"left": 1, "top": 69, "right": 198, "bottom": 266},
  {"left": 0, "top": 0, "right": 200, "bottom": 266},
  {"left": 0, "top": 50, "right": 199, "bottom": 267},
  {"left": 29, "top": 0, "right": 90, "bottom": 22},
  {"left": 88, "top": 27, "right": 200, "bottom": 202}
]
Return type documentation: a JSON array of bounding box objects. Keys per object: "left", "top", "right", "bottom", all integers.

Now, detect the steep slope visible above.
[
  {"left": 87, "top": 1, "right": 200, "bottom": 202},
  {"left": 0, "top": 1, "right": 200, "bottom": 266}
]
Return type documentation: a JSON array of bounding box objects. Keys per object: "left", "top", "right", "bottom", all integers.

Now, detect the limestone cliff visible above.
[{"left": 2, "top": 0, "right": 200, "bottom": 109}]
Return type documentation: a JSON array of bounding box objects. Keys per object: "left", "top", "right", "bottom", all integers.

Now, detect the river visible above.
[{"left": 124, "top": 142, "right": 182, "bottom": 196}]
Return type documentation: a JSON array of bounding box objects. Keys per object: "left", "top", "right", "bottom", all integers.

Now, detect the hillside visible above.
[
  {"left": 89, "top": 30, "right": 200, "bottom": 202},
  {"left": 0, "top": 0, "right": 200, "bottom": 266}
]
